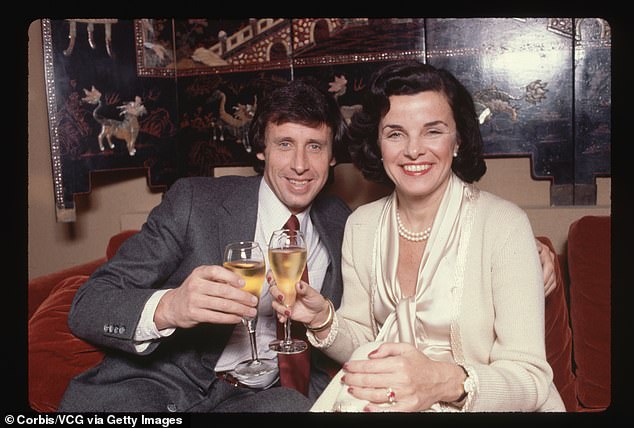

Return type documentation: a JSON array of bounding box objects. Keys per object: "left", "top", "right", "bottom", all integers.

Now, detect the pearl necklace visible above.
[{"left": 396, "top": 210, "right": 432, "bottom": 242}]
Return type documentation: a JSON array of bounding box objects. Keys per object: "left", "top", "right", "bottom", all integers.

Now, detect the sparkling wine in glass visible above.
[
  {"left": 268, "top": 229, "right": 308, "bottom": 354},
  {"left": 223, "top": 241, "right": 277, "bottom": 379}
]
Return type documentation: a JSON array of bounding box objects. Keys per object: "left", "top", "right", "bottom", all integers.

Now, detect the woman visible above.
[{"left": 270, "top": 61, "right": 564, "bottom": 412}]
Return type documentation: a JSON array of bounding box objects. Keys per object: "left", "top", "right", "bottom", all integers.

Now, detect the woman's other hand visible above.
[{"left": 341, "top": 342, "right": 466, "bottom": 412}]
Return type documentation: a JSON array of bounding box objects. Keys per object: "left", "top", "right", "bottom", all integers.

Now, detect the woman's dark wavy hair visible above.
[
  {"left": 347, "top": 61, "right": 486, "bottom": 186},
  {"left": 248, "top": 78, "right": 347, "bottom": 174}
]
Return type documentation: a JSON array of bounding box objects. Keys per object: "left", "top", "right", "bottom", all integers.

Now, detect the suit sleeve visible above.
[{"left": 67, "top": 179, "right": 194, "bottom": 354}]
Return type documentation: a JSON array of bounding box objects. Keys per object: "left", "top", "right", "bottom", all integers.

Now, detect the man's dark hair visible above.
[{"left": 248, "top": 78, "right": 347, "bottom": 173}]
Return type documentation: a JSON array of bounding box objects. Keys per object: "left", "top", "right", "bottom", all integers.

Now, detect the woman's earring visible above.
[{"left": 453, "top": 151, "right": 458, "bottom": 158}]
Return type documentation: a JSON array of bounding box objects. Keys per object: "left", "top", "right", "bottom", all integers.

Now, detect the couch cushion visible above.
[
  {"left": 568, "top": 216, "right": 611, "bottom": 410},
  {"left": 538, "top": 236, "right": 577, "bottom": 411},
  {"left": 28, "top": 275, "right": 104, "bottom": 412},
  {"left": 28, "top": 258, "right": 105, "bottom": 319}
]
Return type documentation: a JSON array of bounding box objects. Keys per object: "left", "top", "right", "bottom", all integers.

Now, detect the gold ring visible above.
[{"left": 386, "top": 387, "right": 396, "bottom": 405}]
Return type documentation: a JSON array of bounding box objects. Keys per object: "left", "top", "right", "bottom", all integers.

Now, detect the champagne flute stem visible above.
[
  {"left": 284, "top": 318, "right": 293, "bottom": 345},
  {"left": 243, "top": 317, "right": 260, "bottom": 363}
]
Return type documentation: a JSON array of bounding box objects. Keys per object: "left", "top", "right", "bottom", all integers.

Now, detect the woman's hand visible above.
[
  {"left": 341, "top": 342, "right": 465, "bottom": 412},
  {"left": 267, "top": 270, "right": 329, "bottom": 326}
]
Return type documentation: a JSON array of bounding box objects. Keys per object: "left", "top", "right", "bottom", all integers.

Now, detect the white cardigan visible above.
[{"left": 312, "top": 187, "right": 565, "bottom": 412}]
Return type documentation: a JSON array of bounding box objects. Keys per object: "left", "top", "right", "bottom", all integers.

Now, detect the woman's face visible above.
[{"left": 379, "top": 91, "right": 458, "bottom": 201}]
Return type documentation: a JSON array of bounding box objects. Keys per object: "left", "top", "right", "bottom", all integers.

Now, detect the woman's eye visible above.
[{"left": 424, "top": 129, "right": 446, "bottom": 139}]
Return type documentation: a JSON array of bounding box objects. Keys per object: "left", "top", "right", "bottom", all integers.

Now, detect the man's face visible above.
[{"left": 256, "top": 121, "right": 336, "bottom": 214}]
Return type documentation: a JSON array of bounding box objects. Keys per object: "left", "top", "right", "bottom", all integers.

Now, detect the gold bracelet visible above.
[{"left": 305, "top": 298, "right": 334, "bottom": 332}]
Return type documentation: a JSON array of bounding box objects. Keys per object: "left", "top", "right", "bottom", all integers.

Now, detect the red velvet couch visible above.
[{"left": 28, "top": 216, "right": 610, "bottom": 412}]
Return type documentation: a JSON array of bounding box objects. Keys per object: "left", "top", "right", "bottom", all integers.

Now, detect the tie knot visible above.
[{"left": 284, "top": 214, "right": 300, "bottom": 232}]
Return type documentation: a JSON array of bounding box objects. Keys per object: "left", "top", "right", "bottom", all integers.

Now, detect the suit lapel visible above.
[
  {"left": 217, "top": 176, "right": 261, "bottom": 259},
  {"left": 199, "top": 176, "right": 261, "bottom": 373},
  {"left": 310, "top": 198, "right": 343, "bottom": 306}
]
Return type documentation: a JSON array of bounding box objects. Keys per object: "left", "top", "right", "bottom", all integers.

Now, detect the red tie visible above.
[{"left": 276, "top": 214, "right": 311, "bottom": 396}]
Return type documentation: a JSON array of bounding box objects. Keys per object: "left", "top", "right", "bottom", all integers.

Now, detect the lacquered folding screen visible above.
[{"left": 41, "top": 18, "right": 610, "bottom": 221}]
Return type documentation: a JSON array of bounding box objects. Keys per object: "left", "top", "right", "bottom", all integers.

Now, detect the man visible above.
[{"left": 59, "top": 80, "right": 350, "bottom": 412}]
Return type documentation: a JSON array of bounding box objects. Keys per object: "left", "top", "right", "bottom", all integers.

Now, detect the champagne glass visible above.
[
  {"left": 268, "top": 229, "right": 309, "bottom": 354},
  {"left": 223, "top": 241, "right": 276, "bottom": 379}
]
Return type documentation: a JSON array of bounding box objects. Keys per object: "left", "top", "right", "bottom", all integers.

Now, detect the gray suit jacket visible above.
[{"left": 60, "top": 175, "right": 351, "bottom": 412}]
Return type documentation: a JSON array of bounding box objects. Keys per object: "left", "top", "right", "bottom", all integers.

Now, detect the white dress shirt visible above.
[{"left": 133, "top": 178, "right": 331, "bottom": 385}]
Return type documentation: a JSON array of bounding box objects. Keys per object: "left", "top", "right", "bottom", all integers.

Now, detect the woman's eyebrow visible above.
[
  {"left": 381, "top": 123, "right": 405, "bottom": 131},
  {"left": 381, "top": 120, "right": 450, "bottom": 131},
  {"left": 423, "top": 120, "right": 449, "bottom": 127}
]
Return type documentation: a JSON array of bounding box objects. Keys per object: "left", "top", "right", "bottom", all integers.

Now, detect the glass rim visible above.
[
  {"left": 224, "top": 240, "right": 261, "bottom": 249},
  {"left": 270, "top": 228, "right": 303, "bottom": 234}
]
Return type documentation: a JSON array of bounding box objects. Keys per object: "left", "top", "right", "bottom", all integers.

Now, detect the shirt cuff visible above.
[{"left": 133, "top": 289, "right": 175, "bottom": 353}]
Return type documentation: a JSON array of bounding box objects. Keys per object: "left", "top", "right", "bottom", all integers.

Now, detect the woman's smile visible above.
[{"left": 401, "top": 163, "right": 432, "bottom": 175}]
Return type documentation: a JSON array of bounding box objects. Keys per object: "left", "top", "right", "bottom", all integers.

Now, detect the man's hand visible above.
[
  {"left": 153, "top": 265, "right": 258, "bottom": 330},
  {"left": 536, "top": 239, "right": 557, "bottom": 297}
]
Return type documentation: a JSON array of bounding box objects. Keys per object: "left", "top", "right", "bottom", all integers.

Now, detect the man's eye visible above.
[{"left": 308, "top": 143, "right": 322, "bottom": 151}]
